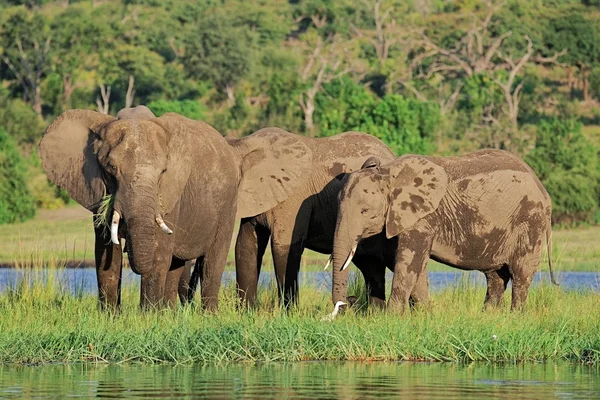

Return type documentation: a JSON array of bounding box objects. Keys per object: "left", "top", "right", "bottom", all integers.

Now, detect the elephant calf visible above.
[{"left": 331, "top": 149, "right": 557, "bottom": 313}]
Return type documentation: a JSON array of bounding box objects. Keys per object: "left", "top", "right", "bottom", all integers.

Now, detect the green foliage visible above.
[
  {"left": 0, "top": 129, "right": 35, "bottom": 224},
  {"left": 526, "top": 118, "right": 599, "bottom": 223},
  {"left": 590, "top": 66, "right": 600, "bottom": 100},
  {"left": 147, "top": 99, "right": 206, "bottom": 120},
  {"left": 543, "top": 13, "right": 600, "bottom": 67},
  {"left": 316, "top": 78, "right": 440, "bottom": 155},
  {"left": 93, "top": 194, "right": 114, "bottom": 234},
  {"left": 0, "top": 0, "right": 598, "bottom": 224},
  {"left": 182, "top": 12, "right": 251, "bottom": 99},
  {"left": 0, "top": 94, "right": 45, "bottom": 146}
]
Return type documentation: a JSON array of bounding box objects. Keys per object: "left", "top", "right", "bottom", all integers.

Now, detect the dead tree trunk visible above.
[
  {"left": 125, "top": 75, "right": 135, "bottom": 108},
  {"left": 96, "top": 84, "right": 111, "bottom": 114}
]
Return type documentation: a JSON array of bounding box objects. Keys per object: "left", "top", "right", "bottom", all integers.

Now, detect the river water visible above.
[
  {"left": 0, "top": 362, "right": 599, "bottom": 399},
  {"left": 0, "top": 268, "right": 599, "bottom": 294}
]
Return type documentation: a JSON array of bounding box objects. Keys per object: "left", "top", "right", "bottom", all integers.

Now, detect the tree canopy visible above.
[{"left": 0, "top": 0, "right": 599, "bottom": 225}]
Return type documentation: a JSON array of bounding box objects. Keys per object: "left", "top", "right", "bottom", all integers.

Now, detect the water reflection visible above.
[{"left": 0, "top": 362, "right": 599, "bottom": 399}]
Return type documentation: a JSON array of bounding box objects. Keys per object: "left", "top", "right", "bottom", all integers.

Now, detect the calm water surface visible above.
[
  {"left": 0, "top": 268, "right": 599, "bottom": 294},
  {"left": 0, "top": 362, "right": 599, "bottom": 399}
]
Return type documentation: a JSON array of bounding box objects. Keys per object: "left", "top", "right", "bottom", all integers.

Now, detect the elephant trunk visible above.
[
  {"left": 121, "top": 178, "right": 161, "bottom": 276},
  {"left": 332, "top": 218, "right": 361, "bottom": 305}
]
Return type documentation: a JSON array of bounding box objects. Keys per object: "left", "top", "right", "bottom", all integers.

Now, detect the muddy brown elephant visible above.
[
  {"left": 39, "top": 108, "right": 311, "bottom": 310},
  {"left": 331, "top": 149, "right": 557, "bottom": 314},
  {"left": 230, "top": 132, "right": 429, "bottom": 309}
]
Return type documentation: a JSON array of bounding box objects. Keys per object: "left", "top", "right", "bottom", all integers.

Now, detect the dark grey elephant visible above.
[
  {"left": 39, "top": 108, "right": 310, "bottom": 310},
  {"left": 331, "top": 149, "right": 557, "bottom": 314},
  {"left": 229, "top": 131, "right": 429, "bottom": 309}
]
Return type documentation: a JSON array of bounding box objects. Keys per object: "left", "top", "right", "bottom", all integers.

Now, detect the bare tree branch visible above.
[{"left": 96, "top": 84, "right": 111, "bottom": 114}]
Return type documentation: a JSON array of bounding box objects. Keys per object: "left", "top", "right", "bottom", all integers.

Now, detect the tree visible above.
[
  {"left": 526, "top": 118, "right": 599, "bottom": 224},
  {"left": 543, "top": 13, "right": 600, "bottom": 102},
  {"left": 182, "top": 13, "right": 250, "bottom": 105},
  {"left": 50, "top": 7, "right": 111, "bottom": 110},
  {"left": 298, "top": 33, "right": 354, "bottom": 135},
  {"left": 0, "top": 10, "right": 52, "bottom": 116},
  {"left": 0, "top": 128, "right": 36, "bottom": 224}
]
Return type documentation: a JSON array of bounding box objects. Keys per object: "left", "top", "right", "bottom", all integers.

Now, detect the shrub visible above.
[
  {"left": 147, "top": 99, "right": 206, "bottom": 120},
  {"left": 0, "top": 128, "right": 36, "bottom": 224},
  {"left": 315, "top": 78, "right": 440, "bottom": 155}
]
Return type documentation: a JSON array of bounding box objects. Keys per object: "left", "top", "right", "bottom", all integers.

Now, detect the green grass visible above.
[
  {"left": 0, "top": 269, "right": 599, "bottom": 365},
  {"left": 0, "top": 205, "right": 598, "bottom": 272}
]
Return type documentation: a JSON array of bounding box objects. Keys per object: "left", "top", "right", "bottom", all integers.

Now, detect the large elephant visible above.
[
  {"left": 231, "top": 133, "right": 429, "bottom": 309},
  {"left": 331, "top": 149, "right": 557, "bottom": 313},
  {"left": 39, "top": 108, "right": 310, "bottom": 310}
]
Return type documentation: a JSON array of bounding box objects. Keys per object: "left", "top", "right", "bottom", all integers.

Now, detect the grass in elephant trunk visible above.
[{"left": 0, "top": 270, "right": 599, "bottom": 365}]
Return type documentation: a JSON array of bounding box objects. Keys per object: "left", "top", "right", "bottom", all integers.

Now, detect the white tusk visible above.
[
  {"left": 324, "top": 256, "right": 332, "bottom": 270},
  {"left": 156, "top": 215, "right": 173, "bottom": 235},
  {"left": 111, "top": 211, "right": 120, "bottom": 245},
  {"left": 341, "top": 245, "right": 357, "bottom": 271}
]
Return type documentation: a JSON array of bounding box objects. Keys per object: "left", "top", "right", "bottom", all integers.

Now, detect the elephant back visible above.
[{"left": 310, "top": 131, "right": 396, "bottom": 178}]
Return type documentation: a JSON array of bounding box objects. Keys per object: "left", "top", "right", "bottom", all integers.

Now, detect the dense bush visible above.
[
  {"left": 315, "top": 78, "right": 440, "bottom": 155},
  {"left": 526, "top": 119, "right": 599, "bottom": 224},
  {"left": 0, "top": 129, "right": 36, "bottom": 224},
  {"left": 147, "top": 99, "right": 206, "bottom": 120}
]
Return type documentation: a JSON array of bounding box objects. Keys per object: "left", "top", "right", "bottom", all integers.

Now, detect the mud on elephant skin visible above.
[
  {"left": 228, "top": 130, "right": 429, "bottom": 310},
  {"left": 331, "top": 149, "right": 557, "bottom": 314},
  {"left": 39, "top": 108, "right": 309, "bottom": 310}
]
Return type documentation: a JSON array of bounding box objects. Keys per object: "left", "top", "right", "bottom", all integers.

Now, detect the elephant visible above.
[
  {"left": 231, "top": 133, "right": 429, "bottom": 309},
  {"left": 39, "top": 107, "right": 311, "bottom": 310},
  {"left": 330, "top": 149, "right": 557, "bottom": 314}
]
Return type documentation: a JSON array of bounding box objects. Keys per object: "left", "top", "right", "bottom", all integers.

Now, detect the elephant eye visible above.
[{"left": 361, "top": 208, "right": 369, "bottom": 214}]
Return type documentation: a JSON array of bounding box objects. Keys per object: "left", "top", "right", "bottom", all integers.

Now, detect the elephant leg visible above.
[
  {"left": 389, "top": 232, "right": 432, "bottom": 313},
  {"left": 510, "top": 249, "right": 541, "bottom": 311},
  {"left": 178, "top": 259, "right": 193, "bottom": 305},
  {"left": 94, "top": 222, "right": 123, "bottom": 311},
  {"left": 352, "top": 255, "right": 386, "bottom": 309},
  {"left": 164, "top": 257, "right": 186, "bottom": 308},
  {"left": 269, "top": 201, "right": 310, "bottom": 309},
  {"left": 199, "top": 218, "right": 236, "bottom": 312},
  {"left": 187, "top": 256, "right": 205, "bottom": 302},
  {"left": 409, "top": 271, "right": 430, "bottom": 309},
  {"left": 235, "top": 218, "right": 270, "bottom": 308},
  {"left": 271, "top": 240, "right": 304, "bottom": 309},
  {"left": 483, "top": 265, "right": 511, "bottom": 309}
]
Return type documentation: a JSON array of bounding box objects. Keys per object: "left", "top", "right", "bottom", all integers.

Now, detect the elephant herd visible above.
[{"left": 39, "top": 106, "right": 557, "bottom": 317}]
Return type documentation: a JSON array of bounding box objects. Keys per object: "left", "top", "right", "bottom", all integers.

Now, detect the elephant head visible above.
[
  {"left": 38, "top": 107, "right": 217, "bottom": 275},
  {"left": 331, "top": 155, "right": 448, "bottom": 304}
]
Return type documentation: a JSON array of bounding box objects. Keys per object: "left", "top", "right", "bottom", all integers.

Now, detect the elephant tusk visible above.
[
  {"left": 324, "top": 256, "right": 332, "bottom": 270},
  {"left": 111, "top": 211, "right": 120, "bottom": 245},
  {"left": 156, "top": 215, "right": 173, "bottom": 235},
  {"left": 341, "top": 245, "right": 357, "bottom": 271}
]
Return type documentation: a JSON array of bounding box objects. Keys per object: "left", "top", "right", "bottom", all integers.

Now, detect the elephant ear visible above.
[
  {"left": 385, "top": 156, "right": 448, "bottom": 238},
  {"left": 38, "top": 110, "right": 115, "bottom": 210},
  {"left": 153, "top": 114, "right": 218, "bottom": 214},
  {"left": 231, "top": 128, "right": 313, "bottom": 218}
]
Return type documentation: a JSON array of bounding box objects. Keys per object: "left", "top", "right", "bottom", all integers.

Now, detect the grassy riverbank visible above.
[
  {"left": 0, "top": 205, "right": 599, "bottom": 272},
  {"left": 0, "top": 271, "right": 598, "bottom": 365}
]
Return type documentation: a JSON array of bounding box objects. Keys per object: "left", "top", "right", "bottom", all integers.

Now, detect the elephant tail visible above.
[{"left": 546, "top": 227, "right": 559, "bottom": 286}]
